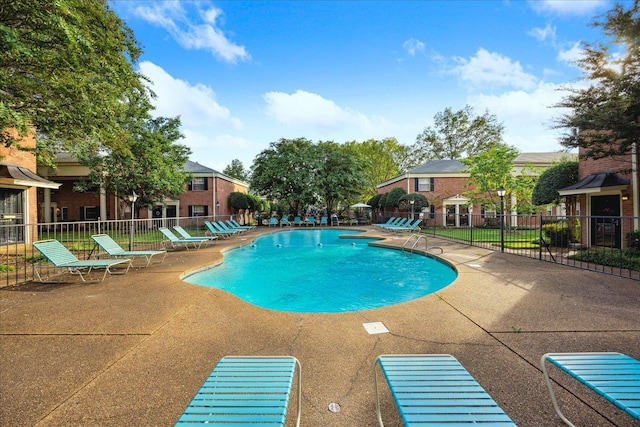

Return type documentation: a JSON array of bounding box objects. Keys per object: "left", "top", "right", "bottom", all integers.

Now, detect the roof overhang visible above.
[
  {"left": 0, "top": 163, "right": 61, "bottom": 189},
  {"left": 558, "top": 172, "right": 629, "bottom": 197}
]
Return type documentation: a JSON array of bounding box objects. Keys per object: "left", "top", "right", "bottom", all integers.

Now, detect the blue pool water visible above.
[{"left": 184, "top": 229, "right": 457, "bottom": 313}]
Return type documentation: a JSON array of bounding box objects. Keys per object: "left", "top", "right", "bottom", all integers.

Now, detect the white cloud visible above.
[
  {"left": 139, "top": 61, "right": 242, "bottom": 129},
  {"left": 468, "top": 81, "right": 570, "bottom": 152},
  {"left": 528, "top": 23, "right": 556, "bottom": 43},
  {"left": 263, "top": 90, "right": 391, "bottom": 137},
  {"left": 528, "top": 0, "right": 610, "bottom": 16},
  {"left": 403, "top": 38, "right": 426, "bottom": 56},
  {"left": 133, "top": 2, "right": 249, "bottom": 63},
  {"left": 452, "top": 48, "right": 538, "bottom": 91},
  {"left": 557, "top": 42, "right": 585, "bottom": 66}
]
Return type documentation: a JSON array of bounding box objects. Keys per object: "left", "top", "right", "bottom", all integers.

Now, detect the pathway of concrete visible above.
[{"left": 1, "top": 227, "right": 639, "bottom": 426}]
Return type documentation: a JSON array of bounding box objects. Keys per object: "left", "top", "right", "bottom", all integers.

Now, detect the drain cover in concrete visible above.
[{"left": 363, "top": 321, "right": 389, "bottom": 334}]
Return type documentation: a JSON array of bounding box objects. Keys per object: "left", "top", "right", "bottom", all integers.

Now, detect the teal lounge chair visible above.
[
  {"left": 33, "top": 239, "right": 131, "bottom": 283},
  {"left": 204, "top": 221, "right": 234, "bottom": 239},
  {"left": 541, "top": 352, "right": 640, "bottom": 425},
  {"left": 227, "top": 219, "right": 254, "bottom": 230},
  {"left": 306, "top": 216, "right": 315, "bottom": 226},
  {"left": 175, "top": 356, "right": 301, "bottom": 427},
  {"left": 374, "top": 217, "right": 396, "bottom": 228},
  {"left": 374, "top": 354, "right": 516, "bottom": 426},
  {"left": 268, "top": 217, "right": 278, "bottom": 227},
  {"left": 280, "top": 215, "right": 291, "bottom": 227},
  {"left": 381, "top": 218, "right": 408, "bottom": 229},
  {"left": 320, "top": 216, "right": 328, "bottom": 226},
  {"left": 159, "top": 227, "right": 207, "bottom": 250},
  {"left": 173, "top": 226, "right": 217, "bottom": 244},
  {"left": 216, "top": 221, "right": 246, "bottom": 234},
  {"left": 293, "top": 216, "right": 302, "bottom": 226},
  {"left": 91, "top": 234, "right": 167, "bottom": 267},
  {"left": 386, "top": 219, "right": 422, "bottom": 233}
]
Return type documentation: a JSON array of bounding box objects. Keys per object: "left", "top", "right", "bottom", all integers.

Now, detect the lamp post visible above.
[
  {"left": 128, "top": 191, "right": 138, "bottom": 251},
  {"left": 497, "top": 186, "right": 506, "bottom": 253},
  {"left": 410, "top": 199, "right": 415, "bottom": 220},
  {"left": 216, "top": 200, "right": 220, "bottom": 221}
]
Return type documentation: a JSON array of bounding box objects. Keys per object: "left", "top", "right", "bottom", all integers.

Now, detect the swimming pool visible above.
[{"left": 184, "top": 229, "right": 457, "bottom": 313}]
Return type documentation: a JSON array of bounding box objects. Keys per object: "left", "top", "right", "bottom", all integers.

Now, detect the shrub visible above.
[
  {"left": 542, "top": 222, "right": 572, "bottom": 247},
  {"left": 626, "top": 230, "right": 640, "bottom": 254}
]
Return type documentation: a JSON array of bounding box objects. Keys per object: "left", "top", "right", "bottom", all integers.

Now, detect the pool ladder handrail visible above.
[{"left": 402, "top": 234, "right": 443, "bottom": 254}]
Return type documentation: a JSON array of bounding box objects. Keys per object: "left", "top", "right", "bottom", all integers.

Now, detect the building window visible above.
[
  {"left": 59, "top": 207, "right": 68, "bottom": 221},
  {"left": 189, "top": 205, "right": 208, "bottom": 217},
  {"left": 189, "top": 177, "right": 207, "bottom": 191},
  {"left": 81, "top": 206, "right": 99, "bottom": 220},
  {"left": 416, "top": 178, "right": 434, "bottom": 192}
]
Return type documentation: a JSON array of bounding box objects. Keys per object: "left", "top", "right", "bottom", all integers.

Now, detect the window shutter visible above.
[
  {"left": 188, "top": 181, "right": 193, "bottom": 191},
  {"left": 204, "top": 206, "right": 209, "bottom": 216},
  {"left": 188, "top": 206, "right": 193, "bottom": 217},
  {"left": 414, "top": 178, "right": 419, "bottom": 191},
  {"left": 204, "top": 179, "right": 209, "bottom": 190},
  {"left": 430, "top": 177, "right": 435, "bottom": 191}
]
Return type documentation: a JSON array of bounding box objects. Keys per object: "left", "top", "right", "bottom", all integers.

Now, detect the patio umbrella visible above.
[{"left": 350, "top": 202, "right": 371, "bottom": 208}]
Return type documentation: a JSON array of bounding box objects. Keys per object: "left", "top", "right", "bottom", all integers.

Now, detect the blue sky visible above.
[{"left": 111, "top": 0, "right": 613, "bottom": 172}]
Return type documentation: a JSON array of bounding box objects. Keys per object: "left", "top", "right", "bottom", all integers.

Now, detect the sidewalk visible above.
[{"left": 1, "top": 227, "right": 639, "bottom": 426}]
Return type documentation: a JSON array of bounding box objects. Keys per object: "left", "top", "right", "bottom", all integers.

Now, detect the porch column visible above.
[
  {"left": 100, "top": 186, "right": 107, "bottom": 220},
  {"left": 43, "top": 188, "right": 52, "bottom": 223}
]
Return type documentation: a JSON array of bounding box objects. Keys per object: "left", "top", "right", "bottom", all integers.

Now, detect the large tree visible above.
[
  {"left": 532, "top": 161, "right": 580, "bottom": 206},
  {"left": 343, "top": 138, "right": 410, "bottom": 200},
  {"left": 411, "top": 105, "right": 504, "bottom": 164},
  {"left": 223, "top": 159, "right": 249, "bottom": 181},
  {"left": 555, "top": 1, "right": 639, "bottom": 161},
  {"left": 75, "top": 113, "right": 191, "bottom": 215},
  {"left": 0, "top": 0, "right": 147, "bottom": 159},
  {"left": 314, "top": 141, "right": 366, "bottom": 216},
  {"left": 461, "top": 143, "right": 520, "bottom": 210},
  {"left": 250, "top": 138, "right": 316, "bottom": 215}
]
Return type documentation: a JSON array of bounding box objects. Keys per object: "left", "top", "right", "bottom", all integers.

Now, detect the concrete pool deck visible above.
[{"left": 1, "top": 226, "right": 639, "bottom": 426}]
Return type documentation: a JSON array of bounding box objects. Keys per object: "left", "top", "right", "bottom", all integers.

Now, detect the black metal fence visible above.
[
  {"left": 2, "top": 213, "right": 639, "bottom": 288},
  {"left": 418, "top": 213, "right": 640, "bottom": 281},
  {"left": 0, "top": 215, "right": 234, "bottom": 288}
]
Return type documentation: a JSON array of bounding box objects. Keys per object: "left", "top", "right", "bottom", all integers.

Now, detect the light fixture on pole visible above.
[
  {"left": 216, "top": 200, "right": 220, "bottom": 221},
  {"left": 128, "top": 191, "right": 138, "bottom": 251},
  {"left": 410, "top": 199, "right": 415, "bottom": 220},
  {"left": 497, "top": 186, "right": 506, "bottom": 253}
]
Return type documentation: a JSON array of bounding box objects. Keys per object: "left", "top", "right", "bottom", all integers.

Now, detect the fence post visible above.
[{"left": 538, "top": 214, "right": 543, "bottom": 260}]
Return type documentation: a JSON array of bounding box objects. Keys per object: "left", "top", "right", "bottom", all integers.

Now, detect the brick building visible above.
[
  {"left": 0, "top": 130, "right": 60, "bottom": 245},
  {"left": 559, "top": 147, "right": 638, "bottom": 248},
  {"left": 377, "top": 152, "right": 575, "bottom": 228},
  {"left": 37, "top": 156, "right": 249, "bottom": 223}
]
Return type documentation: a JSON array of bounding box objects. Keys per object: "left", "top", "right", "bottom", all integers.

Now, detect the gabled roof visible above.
[
  {"left": 558, "top": 172, "right": 630, "bottom": 196},
  {"left": 407, "top": 159, "right": 466, "bottom": 174},
  {"left": 184, "top": 160, "right": 218, "bottom": 174},
  {"left": 514, "top": 152, "right": 576, "bottom": 164}
]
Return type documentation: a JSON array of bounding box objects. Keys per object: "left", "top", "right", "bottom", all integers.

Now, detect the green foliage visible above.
[
  {"left": 532, "top": 160, "right": 579, "bottom": 206},
  {"left": 246, "top": 193, "right": 270, "bottom": 213},
  {"left": 0, "top": 0, "right": 148, "bottom": 158},
  {"left": 399, "top": 193, "right": 429, "bottom": 212},
  {"left": 542, "top": 222, "right": 573, "bottom": 247},
  {"left": 250, "top": 138, "right": 366, "bottom": 216},
  {"left": 555, "top": 1, "right": 640, "bottom": 159},
  {"left": 343, "top": 138, "right": 410, "bottom": 200},
  {"left": 229, "top": 192, "right": 249, "bottom": 212},
  {"left": 368, "top": 194, "right": 383, "bottom": 208},
  {"left": 0, "top": 264, "right": 15, "bottom": 273},
  {"left": 223, "top": 159, "right": 249, "bottom": 181},
  {"left": 314, "top": 141, "right": 367, "bottom": 215},
  {"left": 461, "top": 143, "right": 520, "bottom": 208},
  {"left": 76, "top": 114, "right": 191, "bottom": 211},
  {"left": 385, "top": 187, "right": 407, "bottom": 208},
  {"left": 571, "top": 248, "right": 640, "bottom": 271},
  {"left": 411, "top": 105, "right": 504, "bottom": 164},
  {"left": 626, "top": 230, "right": 640, "bottom": 254}
]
